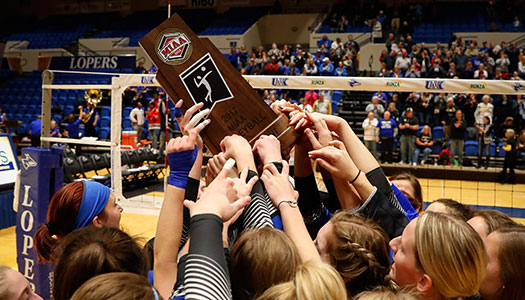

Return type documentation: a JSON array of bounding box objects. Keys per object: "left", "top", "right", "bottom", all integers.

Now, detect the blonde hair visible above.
[
  {"left": 415, "top": 211, "right": 487, "bottom": 299},
  {"left": 71, "top": 272, "right": 161, "bottom": 300},
  {"left": 328, "top": 212, "right": 392, "bottom": 295},
  {"left": 255, "top": 261, "right": 347, "bottom": 300},
  {"left": 354, "top": 286, "right": 419, "bottom": 300},
  {"left": 231, "top": 228, "right": 301, "bottom": 300}
]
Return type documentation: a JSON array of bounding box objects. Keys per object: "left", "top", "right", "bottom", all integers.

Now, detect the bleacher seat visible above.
[
  {"left": 432, "top": 126, "right": 444, "bottom": 139},
  {"left": 98, "top": 127, "right": 110, "bottom": 139},
  {"left": 99, "top": 116, "right": 110, "bottom": 128},
  {"left": 464, "top": 141, "right": 479, "bottom": 156}
]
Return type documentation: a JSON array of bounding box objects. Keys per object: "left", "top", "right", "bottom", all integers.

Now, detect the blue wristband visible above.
[
  {"left": 174, "top": 107, "right": 182, "bottom": 118},
  {"left": 168, "top": 146, "right": 198, "bottom": 189}
]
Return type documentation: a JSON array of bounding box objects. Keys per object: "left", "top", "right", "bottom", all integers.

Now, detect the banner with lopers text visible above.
[{"left": 243, "top": 75, "right": 525, "bottom": 95}]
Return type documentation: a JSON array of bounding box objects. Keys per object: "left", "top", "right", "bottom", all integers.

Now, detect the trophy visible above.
[{"left": 139, "top": 14, "right": 296, "bottom": 155}]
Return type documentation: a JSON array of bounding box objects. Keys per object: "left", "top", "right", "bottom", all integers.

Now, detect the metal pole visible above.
[{"left": 40, "top": 70, "right": 54, "bottom": 148}]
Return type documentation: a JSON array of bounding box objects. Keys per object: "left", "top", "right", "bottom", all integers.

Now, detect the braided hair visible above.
[{"left": 327, "top": 212, "right": 392, "bottom": 295}]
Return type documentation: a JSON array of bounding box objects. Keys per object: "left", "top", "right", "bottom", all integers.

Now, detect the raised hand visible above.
[
  {"left": 307, "top": 140, "right": 359, "bottom": 181},
  {"left": 231, "top": 167, "right": 259, "bottom": 198},
  {"left": 253, "top": 135, "right": 282, "bottom": 165},
  {"left": 220, "top": 134, "right": 256, "bottom": 171},
  {"left": 260, "top": 161, "right": 297, "bottom": 207},
  {"left": 184, "top": 167, "right": 251, "bottom": 222}
]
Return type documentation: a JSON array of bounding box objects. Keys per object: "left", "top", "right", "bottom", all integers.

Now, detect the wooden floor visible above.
[{"left": 1, "top": 177, "right": 524, "bottom": 270}]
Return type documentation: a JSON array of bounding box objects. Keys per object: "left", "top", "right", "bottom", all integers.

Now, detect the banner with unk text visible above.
[
  {"left": 17, "top": 147, "right": 63, "bottom": 300},
  {"left": 243, "top": 75, "right": 525, "bottom": 95}
]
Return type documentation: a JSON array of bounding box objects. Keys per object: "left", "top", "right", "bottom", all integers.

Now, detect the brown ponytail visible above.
[{"left": 34, "top": 182, "right": 83, "bottom": 262}]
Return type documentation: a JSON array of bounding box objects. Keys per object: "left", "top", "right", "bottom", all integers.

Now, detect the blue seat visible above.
[
  {"left": 432, "top": 126, "right": 444, "bottom": 139},
  {"left": 99, "top": 116, "right": 110, "bottom": 128},
  {"left": 100, "top": 107, "right": 111, "bottom": 117},
  {"left": 464, "top": 141, "right": 479, "bottom": 156},
  {"left": 332, "top": 91, "right": 343, "bottom": 103},
  {"left": 64, "top": 105, "right": 74, "bottom": 116},
  {"left": 122, "top": 118, "right": 131, "bottom": 129},
  {"left": 98, "top": 127, "right": 110, "bottom": 139}
]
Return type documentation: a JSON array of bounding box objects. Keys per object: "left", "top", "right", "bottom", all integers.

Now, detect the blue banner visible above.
[
  {"left": 17, "top": 147, "right": 63, "bottom": 300},
  {"left": 49, "top": 55, "right": 136, "bottom": 70}
]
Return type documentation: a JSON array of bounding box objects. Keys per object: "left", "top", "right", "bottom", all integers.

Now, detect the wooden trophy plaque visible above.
[{"left": 139, "top": 14, "right": 296, "bottom": 155}]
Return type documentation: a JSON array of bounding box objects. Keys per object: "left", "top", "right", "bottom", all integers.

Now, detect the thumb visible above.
[{"left": 183, "top": 199, "right": 196, "bottom": 211}]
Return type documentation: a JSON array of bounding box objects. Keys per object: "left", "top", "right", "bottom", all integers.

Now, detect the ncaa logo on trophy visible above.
[
  {"left": 155, "top": 29, "right": 193, "bottom": 65},
  {"left": 180, "top": 53, "right": 234, "bottom": 111}
]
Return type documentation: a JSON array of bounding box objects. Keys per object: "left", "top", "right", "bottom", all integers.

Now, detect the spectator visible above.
[
  {"left": 446, "top": 62, "right": 457, "bottom": 78},
  {"left": 474, "top": 63, "right": 488, "bottom": 79},
  {"left": 499, "top": 129, "right": 518, "bottom": 184},
  {"left": 28, "top": 115, "right": 42, "bottom": 147},
  {"left": 465, "top": 43, "right": 479, "bottom": 57},
  {"left": 134, "top": 61, "right": 147, "bottom": 74},
  {"left": 413, "top": 125, "right": 434, "bottom": 165},
  {"left": 395, "top": 51, "right": 411, "bottom": 73},
  {"left": 334, "top": 61, "right": 347, "bottom": 76},
  {"left": 387, "top": 102, "right": 400, "bottom": 121},
  {"left": 518, "top": 57, "right": 525, "bottom": 77},
  {"left": 82, "top": 102, "right": 99, "bottom": 138},
  {"left": 428, "top": 59, "right": 445, "bottom": 78},
  {"left": 391, "top": 66, "right": 403, "bottom": 78},
  {"left": 454, "top": 47, "right": 469, "bottom": 72},
  {"left": 50, "top": 120, "right": 61, "bottom": 138},
  {"left": 474, "top": 95, "right": 494, "bottom": 126},
  {"left": 506, "top": 42, "right": 520, "bottom": 73},
  {"left": 461, "top": 61, "right": 475, "bottom": 79},
  {"left": 305, "top": 89, "right": 318, "bottom": 106},
  {"left": 130, "top": 101, "right": 145, "bottom": 142},
  {"left": 152, "top": 91, "right": 167, "bottom": 156},
  {"left": 385, "top": 33, "right": 396, "bottom": 52},
  {"left": 476, "top": 116, "right": 493, "bottom": 169},
  {"left": 331, "top": 38, "right": 343, "bottom": 53},
  {"left": 372, "top": 91, "right": 388, "bottom": 106},
  {"left": 298, "top": 97, "right": 313, "bottom": 112},
  {"left": 398, "top": 108, "right": 419, "bottom": 164},
  {"left": 513, "top": 16, "right": 522, "bottom": 32},
  {"left": 482, "top": 52, "right": 495, "bottom": 74},
  {"left": 419, "top": 93, "right": 433, "bottom": 125},
  {"left": 264, "top": 57, "right": 280, "bottom": 75},
  {"left": 431, "top": 93, "right": 446, "bottom": 125},
  {"left": 450, "top": 110, "right": 466, "bottom": 166},
  {"left": 292, "top": 48, "right": 307, "bottom": 71},
  {"left": 329, "top": 13, "right": 338, "bottom": 32},
  {"left": 229, "top": 46, "right": 240, "bottom": 70},
  {"left": 495, "top": 52, "right": 510, "bottom": 74},
  {"left": 338, "top": 15, "right": 349, "bottom": 32},
  {"left": 317, "top": 35, "right": 332, "bottom": 49},
  {"left": 304, "top": 59, "right": 318, "bottom": 76},
  {"left": 405, "top": 64, "right": 421, "bottom": 78},
  {"left": 385, "top": 50, "right": 397, "bottom": 71},
  {"left": 372, "top": 19, "right": 382, "bottom": 43},
  {"left": 245, "top": 58, "right": 259, "bottom": 75},
  {"left": 366, "top": 96, "right": 385, "bottom": 119},
  {"left": 378, "top": 111, "right": 397, "bottom": 163},
  {"left": 362, "top": 111, "right": 379, "bottom": 159},
  {"left": 64, "top": 110, "right": 83, "bottom": 154},
  {"left": 472, "top": 53, "right": 483, "bottom": 70},
  {"left": 345, "top": 34, "right": 360, "bottom": 54},
  {"left": 440, "top": 97, "right": 457, "bottom": 139},
  {"left": 267, "top": 43, "right": 280, "bottom": 57},
  {"left": 313, "top": 94, "right": 332, "bottom": 114},
  {"left": 283, "top": 61, "right": 300, "bottom": 75},
  {"left": 146, "top": 101, "right": 160, "bottom": 150},
  {"left": 239, "top": 44, "right": 249, "bottom": 69},
  {"left": 319, "top": 58, "right": 334, "bottom": 76}
]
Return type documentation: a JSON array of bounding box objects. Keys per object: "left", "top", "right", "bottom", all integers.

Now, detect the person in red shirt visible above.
[
  {"left": 146, "top": 101, "right": 160, "bottom": 149},
  {"left": 305, "top": 90, "right": 318, "bottom": 106},
  {"left": 264, "top": 56, "right": 280, "bottom": 75}
]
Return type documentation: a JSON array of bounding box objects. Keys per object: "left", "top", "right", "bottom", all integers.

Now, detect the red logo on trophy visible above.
[{"left": 155, "top": 29, "right": 193, "bottom": 65}]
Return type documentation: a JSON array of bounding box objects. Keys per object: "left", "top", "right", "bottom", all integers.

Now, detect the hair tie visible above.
[{"left": 46, "top": 222, "right": 56, "bottom": 235}]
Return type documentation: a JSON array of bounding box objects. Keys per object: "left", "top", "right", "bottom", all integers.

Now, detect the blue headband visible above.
[{"left": 74, "top": 181, "right": 111, "bottom": 229}]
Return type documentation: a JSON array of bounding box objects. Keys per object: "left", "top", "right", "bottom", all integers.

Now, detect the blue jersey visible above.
[
  {"left": 378, "top": 118, "right": 396, "bottom": 138},
  {"left": 65, "top": 119, "right": 81, "bottom": 138}
]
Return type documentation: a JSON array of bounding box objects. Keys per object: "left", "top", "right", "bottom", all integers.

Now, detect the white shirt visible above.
[
  {"left": 129, "top": 107, "right": 145, "bottom": 125},
  {"left": 362, "top": 118, "right": 379, "bottom": 141},
  {"left": 474, "top": 102, "right": 494, "bottom": 125}
]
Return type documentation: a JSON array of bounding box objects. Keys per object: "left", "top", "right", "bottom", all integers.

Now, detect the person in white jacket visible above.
[
  {"left": 474, "top": 94, "right": 494, "bottom": 126},
  {"left": 362, "top": 111, "right": 379, "bottom": 159},
  {"left": 129, "top": 102, "right": 145, "bottom": 142}
]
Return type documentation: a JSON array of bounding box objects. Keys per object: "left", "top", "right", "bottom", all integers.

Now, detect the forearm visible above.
[
  {"left": 279, "top": 205, "right": 320, "bottom": 262},
  {"left": 294, "top": 144, "right": 313, "bottom": 177},
  {"left": 154, "top": 185, "right": 184, "bottom": 299},
  {"left": 333, "top": 177, "right": 361, "bottom": 210}
]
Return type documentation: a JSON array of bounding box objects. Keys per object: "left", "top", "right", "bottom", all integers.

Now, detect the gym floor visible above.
[{"left": 1, "top": 178, "right": 524, "bottom": 270}]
